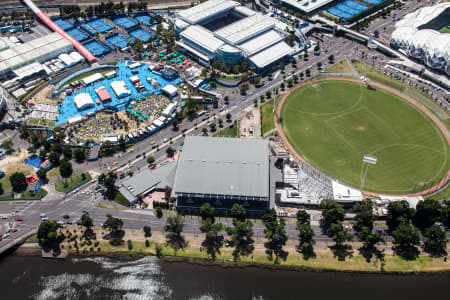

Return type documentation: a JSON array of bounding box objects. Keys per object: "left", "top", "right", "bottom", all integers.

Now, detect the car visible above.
[
  {"left": 40, "top": 213, "right": 46, "bottom": 218},
  {"left": 0, "top": 233, "right": 3, "bottom": 237},
  {"left": 66, "top": 221, "right": 73, "bottom": 225},
  {"left": 57, "top": 220, "right": 65, "bottom": 226},
  {"left": 63, "top": 215, "right": 70, "bottom": 219},
  {"left": 11, "top": 228, "right": 18, "bottom": 233},
  {"left": 4, "top": 233, "right": 10, "bottom": 238},
  {"left": 1, "top": 215, "right": 8, "bottom": 219},
  {"left": 15, "top": 217, "right": 23, "bottom": 221},
  {"left": 42, "top": 217, "right": 49, "bottom": 221}
]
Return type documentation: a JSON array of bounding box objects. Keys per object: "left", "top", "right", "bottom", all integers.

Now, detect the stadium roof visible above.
[
  {"left": 238, "top": 30, "right": 283, "bottom": 56},
  {"left": 214, "top": 14, "right": 274, "bottom": 45},
  {"left": 177, "top": 0, "right": 239, "bottom": 24},
  {"left": 280, "top": 0, "right": 335, "bottom": 13},
  {"left": 249, "top": 41, "right": 293, "bottom": 68},
  {"left": 176, "top": 41, "right": 211, "bottom": 62},
  {"left": 173, "top": 136, "right": 270, "bottom": 198},
  {"left": 180, "top": 25, "right": 224, "bottom": 53},
  {"left": 0, "top": 32, "right": 72, "bottom": 74},
  {"left": 234, "top": 5, "right": 256, "bottom": 17}
]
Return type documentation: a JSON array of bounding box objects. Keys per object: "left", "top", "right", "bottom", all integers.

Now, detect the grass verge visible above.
[
  {"left": 214, "top": 122, "right": 239, "bottom": 138},
  {"left": 55, "top": 173, "right": 92, "bottom": 193},
  {"left": 113, "top": 192, "right": 130, "bottom": 207},
  {"left": 261, "top": 101, "right": 275, "bottom": 135},
  {"left": 326, "top": 59, "right": 352, "bottom": 73}
]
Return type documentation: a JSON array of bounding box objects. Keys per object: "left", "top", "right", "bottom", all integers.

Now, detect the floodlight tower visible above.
[{"left": 360, "top": 155, "right": 377, "bottom": 192}]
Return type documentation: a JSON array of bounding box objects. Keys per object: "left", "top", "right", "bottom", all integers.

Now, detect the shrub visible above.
[
  {"left": 127, "top": 240, "right": 133, "bottom": 250},
  {"left": 155, "top": 243, "right": 163, "bottom": 257},
  {"left": 145, "top": 240, "right": 150, "bottom": 247}
]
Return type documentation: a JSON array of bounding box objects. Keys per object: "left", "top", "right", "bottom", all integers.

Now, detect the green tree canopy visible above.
[
  {"left": 353, "top": 199, "right": 375, "bottom": 232},
  {"left": 10, "top": 172, "right": 27, "bottom": 193},
  {"left": 413, "top": 199, "right": 442, "bottom": 231},
  {"left": 386, "top": 200, "right": 414, "bottom": 232},
  {"left": 422, "top": 225, "right": 448, "bottom": 257},
  {"left": 319, "top": 200, "right": 345, "bottom": 234},
  {"left": 262, "top": 209, "right": 288, "bottom": 263}
]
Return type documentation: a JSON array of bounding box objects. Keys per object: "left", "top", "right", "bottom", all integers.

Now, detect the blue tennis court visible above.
[
  {"left": 56, "top": 62, "right": 182, "bottom": 125},
  {"left": 54, "top": 18, "right": 73, "bottom": 31},
  {"left": 67, "top": 28, "right": 88, "bottom": 42},
  {"left": 80, "top": 24, "right": 95, "bottom": 36},
  {"left": 25, "top": 155, "right": 43, "bottom": 169},
  {"left": 343, "top": 0, "right": 368, "bottom": 11},
  {"left": 87, "top": 19, "right": 113, "bottom": 33},
  {"left": 113, "top": 16, "right": 137, "bottom": 29},
  {"left": 362, "top": 0, "right": 384, "bottom": 4},
  {"left": 129, "top": 28, "right": 155, "bottom": 42},
  {"left": 328, "top": 0, "right": 369, "bottom": 20},
  {"left": 135, "top": 14, "right": 153, "bottom": 25},
  {"left": 83, "top": 40, "right": 110, "bottom": 56},
  {"left": 106, "top": 34, "right": 129, "bottom": 49}
]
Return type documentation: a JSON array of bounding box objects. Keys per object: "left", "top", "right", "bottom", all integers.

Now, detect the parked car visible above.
[
  {"left": 11, "top": 228, "right": 18, "bottom": 233},
  {"left": 15, "top": 217, "right": 23, "bottom": 221},
  {"left": 63, "top": 215, "right": 70, "bottom": 219}
]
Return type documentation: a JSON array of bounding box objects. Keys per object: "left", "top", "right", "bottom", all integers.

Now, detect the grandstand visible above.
[{"left": 391, "top": 2, "right": 450, "bottom": 75}]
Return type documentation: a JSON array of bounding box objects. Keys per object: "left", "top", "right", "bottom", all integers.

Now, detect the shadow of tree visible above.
[
  {"left": 166, "top": 233, "right": 188, "bottom": 253},
  {"left": 330, "top": 244, "right": 353, "bottom": 261},
  {"left": 296, "top": 245, "right": 316, "bottom": 260},
  {"left": 103, "top": 230, "right": 125, "bottom": 246},
  {"left": 393, "top": 245, "right": 420, "bottom": 261}
]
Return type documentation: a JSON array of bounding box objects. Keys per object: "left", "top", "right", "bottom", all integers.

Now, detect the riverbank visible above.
[{"left": 17, "top": 227, "right": 450, "bottom": 274}]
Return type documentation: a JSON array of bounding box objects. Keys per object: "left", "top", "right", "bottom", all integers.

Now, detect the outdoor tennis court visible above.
[
  {"left": 130, "top": 28, "right": 155, "bottom": 42},
  {"left": 53, "top": 18, "right": 73, "bottom": 31},
  {"left": 106, "top": 34, "right": 129, "bottom": 49},
  {"left": 87, "top": 19, "right": 114, "bottom": 33},
  {"left": 67, "top": 28, "right": 88, "bottom": 42},
  {"left": 362, "top": 0, "right": 384, "bottom": 4},
  {"left": 135, "top": 14, "right": 153, "bottom": 25},
  {"left": 83, "top": 40, "right": 110, "bottom": 56},
  {"left": 328, "top": 0, "right": 369, "bottom": 20},
  {"left": 113, "top": 16, "right": 138, "bottom": 29}
]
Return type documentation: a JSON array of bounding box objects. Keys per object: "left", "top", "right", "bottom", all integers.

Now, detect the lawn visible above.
[
  {"left": 113, "top": 192, "right": 130, "bottom": 207},
  {"left": 439, "top": 25, "right": 450, "bottom": 33},
  {"left": 280, "top": 80, "right": 449, "bottom": 194},
  {"left": 55, "top": 173, "right": 91, "bottom": 193},
  {"left": 260, "top": 101, "right": 275, "bottom": 135},
  {"left": 0, "top": 188, "right": 47, "bottom": 200},
  {"left": 326, "top": 59, "right": 352, "bottom": 73},
  {"left": 426, "top": 185, "right": 450, "bottom": 201},
  {"left": 214, "top": 122, "right": 239, "bottom": 138},
  {"left": 352, "top": 60, "right": 407, "bottom": 92},
  {"left": 25, "top": 118, "right": 55, "bottom": 128},
  {"left": 0, "top": 163, "right": 35, "bottom": 191}
]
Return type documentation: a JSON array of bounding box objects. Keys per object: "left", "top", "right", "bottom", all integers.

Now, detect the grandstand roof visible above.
[
  {"left": 173, "top": 136, "right": 269, "bottom": 198},
  {"left": 280, "top": 0, "right": 335, "bottom": 13},
  {"left": 249, "top": 41, "right": 293, "bottom": 68},
  {"left": 238, "top": 30, "right": 283, "bottom": 56},
  {"left": 180, "top": 25, "right": 224, "bottom": 53},
  {"left": 177, "top": 0, "right": 239, "bottom": 24},
  {"left": 214, "top": 14, "right": 274, "bottom": 45},
  {"left": 176, "top": 41, "right": 211, "bottom": 62}
]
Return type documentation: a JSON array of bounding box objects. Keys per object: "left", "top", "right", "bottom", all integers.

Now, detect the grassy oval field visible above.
[{"left": 280, "top": 80, "right": 449, "bottom": 194}]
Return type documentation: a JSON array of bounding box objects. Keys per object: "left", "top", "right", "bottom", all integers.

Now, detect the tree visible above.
[
  {"left": 59, "top": 160, "right": 73, "bottom": 178},
  {"left": 374, "top": 30, "right": 380, "bottom": 38},
  {"left": 262, "top": 209, "right": 288, "bottom": 263},
  {"left": 74, "top": 148, "right": 86, "bottom": 163},
  {"left": 386, "top": 200, "right": 414, "bottom": 232},
  {"left": 200, "top": 203, "right": 215, "bottom": 221},
  {"left": 226, "top": 113, "right": 232, "bottom": 122},
  {"left": 231, "top": 204, "right": 246, "bottom": 221},
  {"left": 62, "top": 147, "right": 72, "bottom": 160},
  {"left": 413, "top": 199, "right": 441, "bottom": 231},
  {"left": 319, "top": 200, "right": 345, "bottom": 234},
  {"left": 329, "top": 223, "right": 353, "bottom": 247},
  {"left": 164, "top": 185, "right": 172, "bottom": 202},
  {"left": 392, "top": 222, "right": 420, "bottom": 260},
  {"left": 48, "top": 151, "right": 60, "bottom": 166},
  {"left": 226, "top": 218, "right": 254, "bottom": 261},
  {"left": 357, "top": 226, "right": 385, "bottom": 263},
  {"left": 10, "top": 172, "right": 27, "bottom": 193},
  {"left": 2, "top": 140, "right": 13, "bottom": 153},
  {"left": 98, "top": 172, "right": 117, "bottom": 199},
  {"left": 147, "top": 156, "right": 155, "bottom": 165},
  {"left": 422, "top": 225, "right": 448, "bottom": 257},
  {"left": 317, "top": 62, "right": 322, "bottom": 69},
  {"left": 296, "top": 210, "right": 310, "bottom": 225},
  {"left": 37, "top": 220, "right": 60, "bottom": 247},
  {"left": 155, "top": 207, "right": 163, "bottom": 219},
  {"left": 166, "top": 147, "right": 175, "bottom": 158},
  {"left": 165, "top": 215, "right": 187, "bottom": 252},
  {"left": 143, "top": 226, "right": 152, "bottom": 238},
  {"left": 202, "top": 127, "right": 208, "bottom": 135},
  {"left": 353, "top": 199, "right": 375, "bottom": 232},
  {"left": 103, "top": 214, "right": 123, "bottom": 234},
  {"left": 36, "top": 169, "right": 48, "bottom": 183},
  {"left": 81, "top": 212, "right": 93, "bottom": 231},
  {"left": 442, "top": 200, "right": 450, "bottom": 229}
]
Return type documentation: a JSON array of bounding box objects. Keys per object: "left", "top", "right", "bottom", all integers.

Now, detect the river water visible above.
[{"left": 0, "top": 255, "right": 448, "bottom": 300}]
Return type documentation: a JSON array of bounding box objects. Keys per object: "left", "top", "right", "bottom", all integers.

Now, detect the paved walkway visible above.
[{"left": 275, "top": 77, "right": 450, "bottom": 197}]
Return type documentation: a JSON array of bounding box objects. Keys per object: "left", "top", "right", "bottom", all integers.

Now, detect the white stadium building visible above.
[
  {"left": 390, "top": 3, "right": 450, "bottom": 75},
  {"left": 175, "top": 0, "right": 296, "bottom": 69}
]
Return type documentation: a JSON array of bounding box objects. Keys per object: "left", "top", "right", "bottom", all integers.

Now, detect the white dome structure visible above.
[{"left": 390, "top": 3, "right": 450, "bottom": 75}]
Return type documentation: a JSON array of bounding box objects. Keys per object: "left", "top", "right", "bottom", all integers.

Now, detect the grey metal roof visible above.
[
  {"left": 173, "top": 136, "right": 269, "bottom": 198},
  {"left": 119, "top": 162, "right": 176, "bottom": 202}
]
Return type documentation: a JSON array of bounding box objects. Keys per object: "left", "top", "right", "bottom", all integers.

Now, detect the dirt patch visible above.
[{"left": 239, "top": 107, "right": 261, "bottom": 138}]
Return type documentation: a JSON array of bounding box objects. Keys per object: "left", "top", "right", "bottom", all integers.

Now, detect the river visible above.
[{"left": 0, "top": 255, "right": 448, "bottom": 299}]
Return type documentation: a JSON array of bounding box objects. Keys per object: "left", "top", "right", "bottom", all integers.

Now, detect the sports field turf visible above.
[{"left": 280, "top": 80, "right": 449, "bottom": 194}]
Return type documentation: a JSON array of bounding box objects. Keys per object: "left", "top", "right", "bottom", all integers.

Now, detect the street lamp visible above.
[{"left": 360, "top": 155, "right": 377, "bottom": 191}]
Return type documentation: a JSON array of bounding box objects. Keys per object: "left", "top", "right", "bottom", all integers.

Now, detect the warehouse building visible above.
[
  {"left": 175, "top": 0, "right": 295, "bottom": 69},
  {"left": 0, "top": 32, "right": 73, "bottom": 77},
  {"left": 173, "top": 136, "right": 271, "bottom": 216}
]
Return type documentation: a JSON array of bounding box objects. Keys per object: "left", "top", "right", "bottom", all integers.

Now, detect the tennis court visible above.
[
  {"left": 113, "top": 16, "right": 138, "bottom": 29},
  {"left": 328, "top": 0, "right": 369, "bottom": 20},
  {"left": 67, "top": 28, "right": 88, "bottom": 42},
  {"left": 129, "top": 28, "right": 155, "bottom": 42},
  {"left": 53, "top": 18, "right": 73, "bottom": 31},
  {"left": 83, "top": 40, "right": 110, "bottom": 56},
  {"left": 106, "top": 34, "right": 129, "bottom": 49},
  {"left": 362, "top": 0, "right": 384, "bottom": 4},
  {"left": 25, "top": 155, "right": 43, "bottom": 169},
  {"left": 135, "top": 14, "right": 153, "bottom": 25},
  {"left": 55, "top": 62, "right": 182, "bottom": 125},
  {"left": 87, "top": 19, "right": 114, "bottom": 33}
]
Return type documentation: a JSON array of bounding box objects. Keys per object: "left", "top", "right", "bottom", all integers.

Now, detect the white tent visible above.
[
  {"left": 74, "top": 93, "right": 94, "bottom": 110},
  {"left": 162, "top": 84, "right": 178, "bottom": 97},
  {"left": 110, "top": 81, "right": 131, "bottom": 98},
  {"left": 82, "top": 73, "right": 104, "bottom": 86}
]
